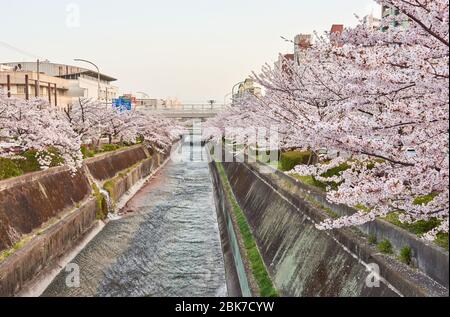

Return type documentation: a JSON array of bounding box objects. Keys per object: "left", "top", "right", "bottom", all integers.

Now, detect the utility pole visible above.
[
  {"left": 231, "top": 81, "right": 244, "bottom": 105},
  {"left": 223, "top": 92, "right": 232, "bottom": 106},
  {"left": 105, "top": 87, "right": 108, "bottom": 108},
  {"left": 36, "top": 59, "right": 40, "bottom": 97}
]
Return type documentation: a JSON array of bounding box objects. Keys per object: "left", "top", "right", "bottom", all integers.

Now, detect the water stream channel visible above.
[{"left": 43, "top": 138, "right": 227, "bottom": 297}]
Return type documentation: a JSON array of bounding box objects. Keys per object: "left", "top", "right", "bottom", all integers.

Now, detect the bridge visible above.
[{"left": 138, "top": 104, "right": 226, "bottom": 120}]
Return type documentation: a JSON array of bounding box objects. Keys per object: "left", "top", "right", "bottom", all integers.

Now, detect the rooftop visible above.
[{"left": 0, "top": 61, "right": 117, "bottom": 82}]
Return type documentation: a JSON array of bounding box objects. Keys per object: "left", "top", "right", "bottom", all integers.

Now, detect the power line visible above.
[{"left": 0, "top": 40, "right": 45, "bottom": 60}]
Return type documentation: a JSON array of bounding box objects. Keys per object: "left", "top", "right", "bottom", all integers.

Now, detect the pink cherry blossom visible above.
[
  {"left": 1, "top": 92, "right": 83, "bottom": 172},
  {"left": 206, "top": 0, "right": 449, "bottom": 240}
]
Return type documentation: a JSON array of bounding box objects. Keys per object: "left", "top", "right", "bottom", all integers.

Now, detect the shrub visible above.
[
  {"left": 435, "top": 233, "right": 449, "bottom": 251},
  {"left": 135, "top": 136, "right": 145, "bottom": 144},
  {"left": 292, "top": 174, "right": 327, "bottom": 191},
  {"left": 101, "top": 144, "right": 122, "bottom": 153},
  {"left": 14, "top": 149, "right": 63, "bottom": 173},
  {"left": 378, "top": 239, "right": 393, "bottom": 254},
  {"left": 92, "top": 183, "right": 109, "bottom": 220},
  {"left": 279, "top": 150, "right": 314, "bottom": 171},
  {"left": 355, "top": 204, "right": 372, "bottom": 213},
  {"left": 384, "top": 213, "right": 441, "bottom": 236},
  {"left": 320, "top": 162, "right": 350, "bottom": 178},
  {"left": 0, "top": 148, "right": 67, "bottom": 181},
  {"left": 408, "top": 219, "right": 442, "bottom": 235},
  {"left": 413, "top": 192, "right": 438, "bottom": 206},
  {"left": 81, "top": 145, "right": 96, "bottom": 159},
  {"left": 13, "top": 150, "right": 41, "bottom": 173},
  {"left": 399, "top": 247, "right": 412, "bottom": 265},
  {"left": 368, "top": 234, "right": 377, "bottom": 245},
  {"left": 0, "top": 158, "right": 23, "bottom": 180}
]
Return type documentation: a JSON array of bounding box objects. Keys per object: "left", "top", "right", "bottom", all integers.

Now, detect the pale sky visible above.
[{"left": 0, "top": 0, "right": 380, "bottom": 103}]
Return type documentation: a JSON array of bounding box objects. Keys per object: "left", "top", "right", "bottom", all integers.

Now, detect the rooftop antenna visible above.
[{"left": 0, "top": 41, "right": 50, "bottom": 97}]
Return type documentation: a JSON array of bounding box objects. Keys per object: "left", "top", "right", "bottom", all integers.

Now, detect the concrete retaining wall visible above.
[
  {"left": 0, "top": 168, "right": 91, "bottom": 251},
  {"left": 86, "top": 146, "right": 148, "bottom": 182},
  {"left": 0, "top": 198, "right": 97, "bottom": 296},
  {"left": 249, "top": 160, "right": 449, "bottom": 288},
  {"left": 105, "top": 152, "right": 167, "bottom": 204},
  {"left": 209, "top": 161, "right": 252, "bottom": 297},
  {"left": 214, "top": 160, "right": 448, "bottom": 297},
  {"left": 0, "top": 144, "right": 170, "bottom": 297}
]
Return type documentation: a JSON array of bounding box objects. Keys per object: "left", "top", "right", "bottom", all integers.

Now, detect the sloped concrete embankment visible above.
[
  {"left": 209, "top": 161, "right": 252, "bottom": 297},
  {"left": 0, "top": 145, "right": 171, "bottom": 297},
  {"left": 210, "top": 157, "right": 449, "bottom": 297},
  {"left": 249, "top": 160, "right": 449, "bottom": 290}
]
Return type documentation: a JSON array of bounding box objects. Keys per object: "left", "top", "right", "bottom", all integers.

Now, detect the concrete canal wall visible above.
[
  {"left": 0, "top": 145, "right": 171, "bottom": 297},
  {"left": 209, "top": 161, "right": 253, "bottom": 297},
  {"left": 251, "top": 161, "right": 449, "bottom": 289},
  {"left": 209, "top": 156, "right": 449, "bottom": 297}
]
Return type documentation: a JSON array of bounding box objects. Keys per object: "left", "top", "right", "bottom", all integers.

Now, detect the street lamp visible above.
[
  {"left": 223, "top": 92, "right": 232, "bottom": 106},
  {"left": 231, "top": 81, "right": 244, "bottom": 105},
  {"left": 137, "top": 91, "right": 151, "bottom": 109},
  {"left": 74, "top": 58, "right": 101, "bottom": 100},
  {"left": 137, "top": 91, "right": 150, "bottom": 98}
]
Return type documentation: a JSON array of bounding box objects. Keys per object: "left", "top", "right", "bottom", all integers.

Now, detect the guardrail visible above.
[{"left": 138, "top": 104, "right": 227, "bottom": 113}]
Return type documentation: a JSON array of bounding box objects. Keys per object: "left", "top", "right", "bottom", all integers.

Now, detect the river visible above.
[{"left": 43, "top": 139, "right": 227, "bottom": 297}]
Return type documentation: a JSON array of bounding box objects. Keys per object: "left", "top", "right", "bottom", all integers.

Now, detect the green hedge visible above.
[
  {"left": 16, "top": 149, "right": 64, "bottom": 174},
  {"left": 279, "top": 151, "right": 313, "bottom": 171},
  {"left": 384, "top": 212, "right": 441, "bottom": 235},
  {"left": 320, "top": 162, "right": 350, "bottom": 178},
  {"left": 436, "top": 233, "right": 449, "bottom": 250},
  {"left": 81, "top": 144, "right": 123, "bottom": 159},
  {"left": 101, "top": 144, "right": 122, "bottom": 153},
  {"left": 1, "top": 149, "right": 64, "bottom": 181},
  {"left": 1, "top": 144, "right": 131, "bottom": 182},
  {"left": 81, "top": 145, "right": 96, "bottom": 159},
  {"left": 0, "top": 158, "right": 23, "bottom": 180}
]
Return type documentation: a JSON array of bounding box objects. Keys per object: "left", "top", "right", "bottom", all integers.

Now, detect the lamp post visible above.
[
  {"left": 74, "top": 58, "right": 101, "bottom": 100},
  {"left": 223, "top": 92, "right": 232, "bottom": 106},
  {"left": 136, "top": 91, "right": 151, "bottom": 109},
  {"left": 231, "top": 81, "right": 244, "bottom": 105},
  {"left": 36, "top": 59, "right": 40, "bottom": 97},
  {"left": 137, "top": 91, "right": 150, "bottom": 98}
]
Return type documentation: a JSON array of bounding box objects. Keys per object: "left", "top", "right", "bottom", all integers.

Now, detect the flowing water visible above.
[{"left": 43, "top": 139, "right": 227, "bottom": 297}]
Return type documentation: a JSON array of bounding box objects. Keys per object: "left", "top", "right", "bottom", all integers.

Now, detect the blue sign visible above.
[{"left": 112, "top": 98, "right": 132, "bottom": 111}]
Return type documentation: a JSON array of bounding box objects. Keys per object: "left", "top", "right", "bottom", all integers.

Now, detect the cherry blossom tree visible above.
[
  {"left": 206, "top": 0, "right": 449, "bottom": 240},
  {"left": 64, "top": 97, "right": 182, "bottom": 153},
  {"left": 1, "top": 92, "right": 181, "bottom": 174},
  {"left": 0, "top": 92, "right": 83, "bottom": 172}
]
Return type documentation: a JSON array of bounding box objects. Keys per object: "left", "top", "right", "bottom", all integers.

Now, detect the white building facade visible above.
[{"left": 1, "top": 62, "right": 118, "bottom": 105}]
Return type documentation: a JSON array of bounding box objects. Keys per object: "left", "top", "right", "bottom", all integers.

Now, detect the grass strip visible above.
[{"left": 216, "top": 162, "right": 278, "bottom": 297}]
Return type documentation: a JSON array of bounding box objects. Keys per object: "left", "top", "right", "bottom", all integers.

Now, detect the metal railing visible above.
[{"left": 139, "top": 104, "right": 226, "bottom": 113}]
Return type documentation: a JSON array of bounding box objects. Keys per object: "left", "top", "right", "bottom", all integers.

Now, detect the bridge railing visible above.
[{"left": 138, "top": 104, "right": 227, "bottom": 113}]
